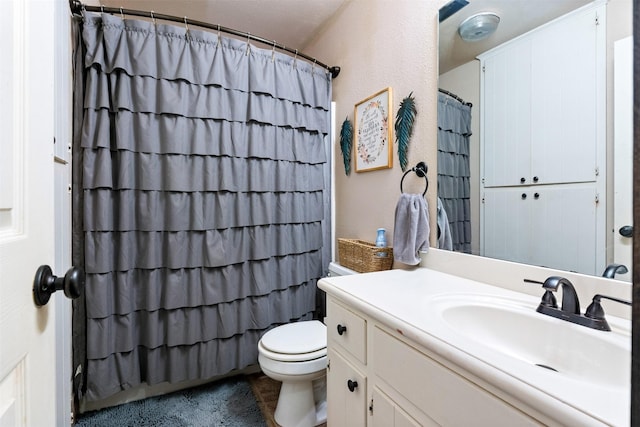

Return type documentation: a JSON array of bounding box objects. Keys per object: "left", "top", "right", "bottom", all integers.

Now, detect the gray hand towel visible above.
[
  {"left": 393, "top": 193, "right": 430, "bottom": 265},
  {"left": 437, "top": 197, "right": 453, "bottom": 250}
]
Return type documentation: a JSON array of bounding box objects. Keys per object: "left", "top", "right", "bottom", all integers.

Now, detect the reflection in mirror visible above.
[{"left": 437, "top": 0, "right": 633, "bottom": 281}]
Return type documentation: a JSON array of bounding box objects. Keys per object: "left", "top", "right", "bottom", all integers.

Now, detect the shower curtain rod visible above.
[
  {"left": 438, "top": 88, "right": 472, "bottom": 107},
  {"left": 69, "top": 0, "right": 341, "bottom": 79}
]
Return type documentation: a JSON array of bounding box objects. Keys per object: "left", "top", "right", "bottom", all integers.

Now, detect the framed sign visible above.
[{"left": 354, "top": 87, "right": 393, "bottom": 172}]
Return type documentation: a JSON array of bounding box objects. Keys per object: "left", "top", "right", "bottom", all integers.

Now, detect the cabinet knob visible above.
[
  {"left": 337, "top": 324, "right": 347, "bottom": 335},
  {"left": 533, "top": 176, "right": 539, "bottom": 183},
  {"left": 620, "top": 225, "right": 633, "bottom": 238},
  {"left": 534, "top": 193, "right": 540, "bottom": 199},
  {"left": 347, "top": 379, "right": 358, "bottom": 392},
  {"left": 520, "top": 177, "right": 526, "bottom": 183},
  {"left": 521, "top": 193, "right": 527, "bottom": 200}
]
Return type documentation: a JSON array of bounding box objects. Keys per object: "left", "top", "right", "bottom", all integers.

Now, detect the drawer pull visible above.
[
  {"left": 337, "top": 324, "right": 347, "bottom": 335},
  {"left": 347, "top": 379, "right": 358, "bottom": 392}
]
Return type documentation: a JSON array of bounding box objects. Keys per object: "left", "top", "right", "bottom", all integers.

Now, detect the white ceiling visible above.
[{"left": 98, "top": 0, "right": 348, "bottom": 51}]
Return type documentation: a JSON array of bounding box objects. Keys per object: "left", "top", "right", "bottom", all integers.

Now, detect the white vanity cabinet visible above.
[{"left": 325, "top": 296, "right": 540, "bottom": 426}]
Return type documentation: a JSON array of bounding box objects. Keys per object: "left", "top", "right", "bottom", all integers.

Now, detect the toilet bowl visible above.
[{"left": 258, "top": 320, "right": 327, "bottom": 427}]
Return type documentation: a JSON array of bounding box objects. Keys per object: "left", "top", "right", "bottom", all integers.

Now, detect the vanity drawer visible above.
[{"left": 327, "top": 298, "right": 367, "bottom": 364}]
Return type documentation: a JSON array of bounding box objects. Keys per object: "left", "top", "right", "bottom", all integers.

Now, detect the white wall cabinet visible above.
[
  {"left": 479, "top": 3, "right": 605, "bottom": 275},
  {"left": 325, "top": 297, "right": 541, "bottom": 426},
  {"left": 482, "top": 186, "right": 598, "bottom": 275},
  {"left": 481, "top": 3, "right": 604, "bottom": 188}
]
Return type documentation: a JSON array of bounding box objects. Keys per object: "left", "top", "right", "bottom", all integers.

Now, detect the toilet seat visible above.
[{"left": 259, "top": 320, "right": 327, "bottom": 362}]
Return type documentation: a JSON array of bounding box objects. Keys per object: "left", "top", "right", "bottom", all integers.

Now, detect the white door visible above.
[
  {"left": 613, "top": 36, "right": 633, "bottom": 281},
  {"left": 0, "top": 1, "right": 57, "bottom": 426}
]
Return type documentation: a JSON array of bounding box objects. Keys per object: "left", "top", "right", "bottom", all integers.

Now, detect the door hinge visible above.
[
  {"left": 595, "top": 193, "right": 600, "bottom": 204},
  {"left": 595, "top": 13, "right": 600, "bottom": 26},
  {"left": 595, "top": 167, "right": 600, "bottom": 176},
  {"left": 327, "top": 359, "right": 330, "bottom": 371},
  {"left": 369, "top": 398, "right": 374, "bottom": 414},
  {"left": 481, "top": 195, "right": 485, "bottom": 204},
  {"left": 482, "top": 64, "right": 486, "bottom": 73}
]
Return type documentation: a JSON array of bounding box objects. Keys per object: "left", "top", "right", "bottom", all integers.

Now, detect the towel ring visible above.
[{"left": 400, "top": 162, "right": 429, "bottom": 196}]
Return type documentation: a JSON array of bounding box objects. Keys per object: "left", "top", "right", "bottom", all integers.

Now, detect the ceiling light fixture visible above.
[{"left": 458, "top": 12, "right": 500, "bottom": 42}]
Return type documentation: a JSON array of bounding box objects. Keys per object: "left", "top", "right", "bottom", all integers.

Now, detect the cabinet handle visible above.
[
  {"left": 534, "top": 193, "right": 540, "bottom": 199},
  {"left": 520, "top": 177, "right": 526, "bottom": 183},
  {"left": 521, "top": 193, "right": 527, "bottom": 200},
  {"left": 533, "top": 176, "right": 539, "bottom": 183},
  {"left": 337, "top": 324, "right": 347, "bottom": 335},
  {"left": 347, "top": 379, "right": 358, "bottom": 392}
]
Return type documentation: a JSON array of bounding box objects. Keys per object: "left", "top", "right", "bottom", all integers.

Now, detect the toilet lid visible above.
[{"left": 260, "top": 320, "right": 326, "bottom": 355}]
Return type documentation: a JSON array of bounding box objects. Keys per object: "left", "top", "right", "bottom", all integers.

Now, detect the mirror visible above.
[{"left": 437, "top": 0, "right": 633, "bottom": 280}]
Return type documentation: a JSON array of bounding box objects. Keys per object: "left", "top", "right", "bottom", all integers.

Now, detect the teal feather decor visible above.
[
  {"left": 339, "top": 117, "right": 353, "bottom": 175},
  {"left": 395, "top": 92, "right": 417, "bottom": 172}
]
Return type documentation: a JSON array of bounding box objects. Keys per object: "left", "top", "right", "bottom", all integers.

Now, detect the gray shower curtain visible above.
[
  {"left": 72, "top": 12, "right": 332, "bottom": 402},
  {"left": 437, "top": 93, "right": 471, "bottom": 253}
]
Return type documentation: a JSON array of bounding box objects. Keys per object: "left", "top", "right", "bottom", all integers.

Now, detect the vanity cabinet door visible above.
[
  {"left": 327, "top": 348, "right": 367, "bottom": 427},
  {"left": 371, "top": 388, "right": 424, "bottom": 427}
]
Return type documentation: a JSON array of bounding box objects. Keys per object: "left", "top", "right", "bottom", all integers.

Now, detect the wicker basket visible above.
[{"left": 338, "top": 238, "right": 393, "bottom": 273}]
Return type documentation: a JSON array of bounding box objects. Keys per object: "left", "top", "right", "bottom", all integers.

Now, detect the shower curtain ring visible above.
[
  {"left": 271, "top": 41, "right": 276, "bottom": 62},
  {"left": 150, "top": 10, "right": 156, "bottom": 25},
  {"left": 120, "top": 7, "right": 124, "bottom": 19},
  {"left": 184, "top": 16, "right": 189, "bottom": 32},
  {"left": 100, "top": 4, "right": 104, "bottom": 13},
  {"left": 293, "top": 49, "right": 298, "bottom": 68},
  {"left": 245, "top": 32, "right": 251, "bottom": 55}
]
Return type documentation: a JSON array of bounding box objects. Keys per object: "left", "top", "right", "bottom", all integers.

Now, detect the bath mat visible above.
[{"left": 75, "top": 376, "right": 266, "bottom": 427}]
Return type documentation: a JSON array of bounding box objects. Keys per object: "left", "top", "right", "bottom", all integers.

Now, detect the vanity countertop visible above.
[{"left": 318, "top": 267, "right": 630, "bottom": 427}]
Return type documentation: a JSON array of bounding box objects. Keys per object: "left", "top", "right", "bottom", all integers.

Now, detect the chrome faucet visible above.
[{"left": 602, "top": 263, "right": 628, "bottom": 279}]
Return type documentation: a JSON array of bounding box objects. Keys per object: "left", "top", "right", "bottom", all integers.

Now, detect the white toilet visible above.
[{"left": 257, "top": 262, "right": 356, "bottom": 427}]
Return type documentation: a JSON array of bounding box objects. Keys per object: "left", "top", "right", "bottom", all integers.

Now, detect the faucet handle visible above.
[
  {"left": 524, "top": 279, "right": 558, "bottom": 308},
  {"left": 585, "top": 294, "right": 631, "bottom": 319},
  {"left": 584, "top": 294, "right": 631, "bottom": 332}
]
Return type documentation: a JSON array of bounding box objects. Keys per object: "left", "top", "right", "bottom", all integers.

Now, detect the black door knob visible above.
[
  {"left": 533, "top": 176, "right": 539, "bottom": 183},
  {"left": 337, "top": 324, "right": 347, "bottom": 335},
  {"left": 33, "top": 265, "right": 85, "bottom": 307},
  {"left": 520, "top": 177, "right": 526, "bottom": 183},
  {"left": 521, "top": 193, "right": 527, "bottom": 200},
  {"left": 347, "top": 379, "right": 358, "bottom": 392},
  {"left": 534, "top": 193, "right": 540, "bottom": 199},
  {"left": 619, "top": 225, "right": 633, "bottom": 238}
]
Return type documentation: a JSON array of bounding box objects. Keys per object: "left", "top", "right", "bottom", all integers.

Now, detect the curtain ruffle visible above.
[
  {"left": 82, "top": 12, "right": 331, "bottom": 109},
  {"left": 85, "top": 252, "right": 323, "bottom": 317},
  {"left": 82, "top": 110, "right": 326, "bottom": 163},
  {"left": 84, "top": 223, "right": 323, "bottom": 273},
  {"left": 82, "top": 149, "right": 325, "bottom": 192},
  {"left": 84, "top": 189, "right": 324, "bottom": 231},
  {"left": 86, "top": 280, "right": 317, "bottom": 358},
  {"left": 83, "top": 69, "right": 329, "bottom": 133}
]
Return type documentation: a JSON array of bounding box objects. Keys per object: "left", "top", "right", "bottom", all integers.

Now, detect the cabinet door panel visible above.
[
  {"left": 372, "top": 388, "right": 424, "bottom": 427},
  {"left": 530, "top": 7, "right": 601, "bottom": 185},
  {"left": 327, "top": 348, "right": 367, "bottom": 427},
  {"left": 482, "top": 188, "right": 532, "bottom": 264},
  {"left": 529, "top": 186, "right": 598, "bottom": 275},
  {"left": 482, "top": 39, "right": 532, "bottom": 188}
]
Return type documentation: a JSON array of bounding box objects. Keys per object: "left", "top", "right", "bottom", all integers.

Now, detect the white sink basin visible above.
[{"left": 428, "top": 294, "right": 630, "bottom": 390}]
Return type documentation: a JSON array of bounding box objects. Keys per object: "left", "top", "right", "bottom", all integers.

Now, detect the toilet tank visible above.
[{"left": 327, "top": 262, "right": 358, "bottom": 277}]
